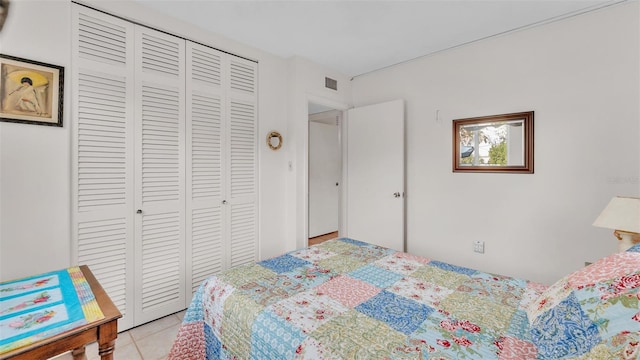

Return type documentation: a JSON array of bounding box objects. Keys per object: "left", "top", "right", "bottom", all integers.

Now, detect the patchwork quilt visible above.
[{"left": 169, "top": 239, "right": 640, "bottom": 359}]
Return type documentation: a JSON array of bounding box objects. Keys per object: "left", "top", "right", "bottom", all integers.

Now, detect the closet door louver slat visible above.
[
  {"left": 226, "top": 58, "right": 258, "bottom": 269},
  {"left": 230, "top": 203, "right": 256, "bottom": 267},
  {"left": 229, "top": 100, "right": 256, "bottom": 198},
  {"left": 77, "top": 72, "right": 127, "bottom": 210},
  {"left": 140, "top": 211, "right": 182, "bottom": 309},
  {"left": 229, "top": 60, "right": 256, "bottom": 94},
  {"left": 186, "top": 43, "right": 225, "bottom": 296},
  {"left": 134, "top": 26, "right": 186, "bottom": 323},
  {"left": 77, "top": 13, "right": 127, "bottom": 66},
  {"left": 77, "top": 218, "right": 128, "bottom": 313},
  {"left": 190, "top": 208, "right": 223, "bottom": 292},
  {"left": 72, "top": 6, "right": 135, "bottom": 331},
  {"left": 140, "top": 33, "right": 181, "bottom": 77}
]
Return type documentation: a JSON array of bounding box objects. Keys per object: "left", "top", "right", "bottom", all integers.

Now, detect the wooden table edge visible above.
[{"left": 0, "top": 265, "right": 122, "bottom": 360}]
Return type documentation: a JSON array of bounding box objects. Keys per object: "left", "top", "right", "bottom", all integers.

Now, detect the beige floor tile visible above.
[
  {"left": 117, "top": 331, "right": 134, "bottom": 347},
  {"left": 175, "top": 310, "right": 186, "bottom": 322},
  {"left": 129, "top": 314, "right": 181, "bottom": 341},
  {"left": 134, "top": 323, "right": 180, "bottom": 360},
  {"left": 87, "top": 342, "right": 142, "bottom": 360},
  {"left": 50, "top": 351, "right": 73, "bottom": 360}
]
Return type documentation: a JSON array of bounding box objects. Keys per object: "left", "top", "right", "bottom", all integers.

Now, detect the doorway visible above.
[{"left": 308, "top": 102, "right": 341, "bottom": 245}]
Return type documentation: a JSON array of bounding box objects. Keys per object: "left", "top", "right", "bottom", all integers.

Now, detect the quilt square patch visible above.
[
  {"left": 317, "top": 255, "right": 366, "bottom": 274},
  {"left": 496, "top": 336, "right": 538, "bottom": 360},
  {"left": 315, "top": 240, "right": 360, "bottom": 255},
  {"left": 411, "top": 265, "right": 469, "bottom": 290},
  {"left": 259, "top": 254, "right": 311, "bottom": 274},
  {"left": 441, "top": 292, "right": 516, "bottom": 334},
  {"left": 251, "top": 309, "right": 306, "bottom": 359},
  {"left": 202, "top": 278, "right": 235, "bottom": 338},
  {"left": 395, "top": 252, "right": 431, "bottom": 264},
  {"left": 290, "top": 247, "right": 336, "bottom": 263},
  {"left": 166, "top": 322, "right": 208, "bottom": 359},
  {"left": 410, "top": 309, "right": 501, "bottom": 358},
  {"left": 429, "top": 261, "right": 478, "bottom": 276},
  {"left": 356, "top": 290, "right": 433, "bottom": 335},
  {"left": 456, "top": 273, "right": 527, "bottom": 308},
  {"left": 374, "top": 253, "right": 427, "bottom": 276},
  {"left": 270, "top": 291, "right": 349, "bottom": 334},
  {"left": 238, "top": 275, "right": 305, "bottom": 306},
  {"left": 315, "top": 275, "right": 380, "bottom": 308},
  {"left": 341, "top": 246, "right": 396, "bottom": 264},
  {"left": 506, "top": 310, "right": 531, "bottom": 341},
  {"left": 311, "top": 310, "right": 406, "bottom": 359},
  {"left": 530, "top": 292, "right": 601, "bottom": 359},
  {"left": 219, "top": 263, "right": 276, "bottom": 287},
  {"left": 295, "top": 337, "right": 334, "bottom": 360},
  {"left": 388, "top": 276, "right": 453, "bottom": 307},
  {"left": 288, "top": 266, "right": 336, "bottom": 289},
  {"left": 220, "top": 292, "right": 263, "bottom": 359},
  {"left": 573, "top": 277, "right": 640, "bottom": 336},
  {"left": 347, "top": 264, "right": 403, "bottom": 289}
]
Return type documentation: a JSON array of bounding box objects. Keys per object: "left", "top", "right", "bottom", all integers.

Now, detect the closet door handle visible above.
[
  {"left": 136, "top": 209, "right": 142, "bottom": 214},
  {"left": 222, "top": 200, "right": 227, "bottom": 205}
]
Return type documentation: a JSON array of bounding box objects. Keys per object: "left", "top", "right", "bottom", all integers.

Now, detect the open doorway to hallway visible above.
[{"left": 308, "top": 102, "right": 341, "bottom": 246}]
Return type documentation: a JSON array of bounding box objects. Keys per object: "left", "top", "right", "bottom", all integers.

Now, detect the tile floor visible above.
[{"left": 52, "top": 310, "right": 185, "bottom": 360}]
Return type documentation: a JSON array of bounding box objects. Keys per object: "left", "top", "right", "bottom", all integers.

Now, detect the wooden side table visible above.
[{"left": 0, "top": 265, "right": 122, "bottom": 360}]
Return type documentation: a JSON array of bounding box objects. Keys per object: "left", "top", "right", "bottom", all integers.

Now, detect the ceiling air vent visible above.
[{"left": 325, "top": 77, "right": 338, "bottom": 91}]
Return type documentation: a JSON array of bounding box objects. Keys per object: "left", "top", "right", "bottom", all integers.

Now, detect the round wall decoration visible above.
[{"left": 267, "top": 131, "right": 283, "bottom": 150}]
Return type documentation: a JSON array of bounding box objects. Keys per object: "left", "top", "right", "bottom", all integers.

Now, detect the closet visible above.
[{"left": 71, "top": 5, "right": 258, "bottom": 330}]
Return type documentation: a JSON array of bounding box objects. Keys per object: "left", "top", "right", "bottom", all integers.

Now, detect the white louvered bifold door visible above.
[
  {"left": 185, "top": 42, "right": 225, "bottom": 297},
  {"left": 134, "top": 26, "right": 186, "bottom": 324},
  {"left": 71, "top": 5, "right": 135, "bottom": 330},
  {"left": 225, "top": 58, "right": 258, "bottom": 268}
]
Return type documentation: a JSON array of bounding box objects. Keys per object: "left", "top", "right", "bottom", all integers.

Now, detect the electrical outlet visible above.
[{"left": 473, "top": 240, "right": 485, "bottom": 254}]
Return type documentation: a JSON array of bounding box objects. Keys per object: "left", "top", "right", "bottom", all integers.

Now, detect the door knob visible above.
[
  {"left": 222, "top": 200, "right": 227, "bottom": 205},
  {"left": 136, "top": 209, "right": 142, "bottom": 214}
]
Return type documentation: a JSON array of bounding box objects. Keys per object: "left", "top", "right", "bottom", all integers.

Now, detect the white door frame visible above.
[
  {"left": 308, "top": 110, "right": 342, "bottom": 238},
  {"left": 301, "top": 95, "right": 348, "bottom": 249}
]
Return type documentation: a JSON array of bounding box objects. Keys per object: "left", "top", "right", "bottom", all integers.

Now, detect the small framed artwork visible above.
[
  {"left": 0, "top": 54, "right": 64, "bottom": 127},
  {"left": 453, "top": 111, "right": 534, "bottom": 173}
]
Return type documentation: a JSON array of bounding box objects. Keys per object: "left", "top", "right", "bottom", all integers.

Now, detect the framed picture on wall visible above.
[
  {"left": 453, "top": 111, "right": 534, "bottom": 173},
  {"left": 0, "top": 54, "right": 64, "bottom": 127}
]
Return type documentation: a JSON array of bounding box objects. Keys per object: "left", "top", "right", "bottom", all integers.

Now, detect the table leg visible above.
[
  {"left": 98, "top": 340, "right": 116, "bottom": 360},
  {"left": 71, "top": 346, "right": 87, "bottom": 360},
  {"left": 97, "top": 320, "right": 118, "bottom": 360}
]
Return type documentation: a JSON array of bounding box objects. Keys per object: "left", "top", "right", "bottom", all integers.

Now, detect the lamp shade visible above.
[{"left": 593, "top": 196, "right": 640, "bottom": 233}]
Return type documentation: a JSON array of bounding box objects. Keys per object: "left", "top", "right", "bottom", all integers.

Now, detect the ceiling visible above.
[{"left": 136, "top": 0, "right": 622, "bottom": 77}]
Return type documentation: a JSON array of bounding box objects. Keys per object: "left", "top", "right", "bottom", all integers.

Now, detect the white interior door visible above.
[
  {"left": 134, "top": 26, "right": 186, "bottom": 324},
  {"left": 346, "top": 99, "right": 404, "bottom": 251},
  {"left": 72, "top": 5, "right": 136, "bottom": 330},
  {"left": 186, "top": 42, "right": 225, "bottom": 298},
  {"left": 309, "top": 115, "right": 340, "bottom": 238}
]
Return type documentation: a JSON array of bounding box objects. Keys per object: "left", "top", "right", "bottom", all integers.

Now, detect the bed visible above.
[{"left": 168, "top": 238, "right": 640, "bottom": 359}]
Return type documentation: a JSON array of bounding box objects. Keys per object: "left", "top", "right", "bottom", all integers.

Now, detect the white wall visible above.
[
  {"left": 0, "top": 0, "right": 290, "bottom": 280},
  {"left": 351, "top": 2, "right": 640, "bottom": 285},
  {"left": 0, "top": 0, "right": 72, "bottom": 281}
]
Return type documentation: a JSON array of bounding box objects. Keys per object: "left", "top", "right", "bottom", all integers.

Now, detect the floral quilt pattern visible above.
[{"left": 168, "top": 239, "right": 640, "bottom": 359}]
